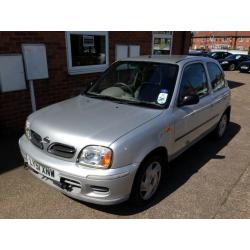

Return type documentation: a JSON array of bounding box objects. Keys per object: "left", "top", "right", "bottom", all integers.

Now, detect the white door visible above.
[
  {"left": 116, "top": 45, "right": 128, "bottom": 60},
  {"left": 116, "top": 45, "right": 140, "bottom": 60},
  {"left": 129, "top": 45, "right": 140, "bottom": 57}
]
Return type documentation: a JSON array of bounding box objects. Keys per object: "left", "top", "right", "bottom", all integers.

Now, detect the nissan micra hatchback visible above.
[{"left": 19, "top": 55, "right": 231, "bottom": 206}]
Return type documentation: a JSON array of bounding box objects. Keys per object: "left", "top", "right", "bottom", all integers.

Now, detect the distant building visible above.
[{"left": 192, "top": 31, "right": 250, "bottom": 51}]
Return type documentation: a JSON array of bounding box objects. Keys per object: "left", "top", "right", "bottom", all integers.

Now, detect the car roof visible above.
[
  {"left": 231, "top": 54, "right": 248, "bottom": 56},
  {"left": 209, "top": 51, "right": 229, "bottom": 53},
  {"left": 118, "top": 55, "right": 216, "bottom": 65}
]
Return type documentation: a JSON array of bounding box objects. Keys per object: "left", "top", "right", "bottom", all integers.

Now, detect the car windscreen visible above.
[
  {"left": 86, "top": 61, "right": 179, "bottom": 109},
  {"left": 208, "top": 52, "right": 217, "bottom": 57}
]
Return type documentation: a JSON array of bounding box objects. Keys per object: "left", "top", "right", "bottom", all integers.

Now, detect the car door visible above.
[
  {"left": 173, "top": 62, "right": 213, "bottom": 153},
  {"left": 240, "top": 55, "right": 250, "bottom": 63},
  {"left": 207, "top": 62, "right": 230, "bottom": 124},
  {"left": 236, "top": 55, "right": 247, "bottom": 66}
]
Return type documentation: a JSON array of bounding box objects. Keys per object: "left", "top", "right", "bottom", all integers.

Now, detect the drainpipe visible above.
[
  {"left": 233, "top": 31, "right": 238, "bottom": 50},
  {"left": 182, "top": 32, "right": 187, "bottom": 54}
]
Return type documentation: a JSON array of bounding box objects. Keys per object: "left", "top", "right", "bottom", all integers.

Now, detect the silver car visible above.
[{"left": 19, "top": 55, "right": 231, "bottom": 206}]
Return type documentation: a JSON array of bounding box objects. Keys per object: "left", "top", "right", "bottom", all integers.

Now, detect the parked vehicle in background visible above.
[
  {"left": 218, "top": 54, "right": 250, "bottom": 71},
  {"left": 188, "top": 50, "right": 208, "bottom": 57},
  {"left": 19, "top": 55, "right": 231, "bottom": 206},
  {"left": 239, "top": 60, "right": 250, "bottom": 73},
  {"left": 207, "top": 51, "right": 232, "bottom": 60}
]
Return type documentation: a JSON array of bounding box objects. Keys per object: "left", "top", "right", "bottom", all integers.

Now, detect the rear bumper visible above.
[
  {"left": 19, "top": 135, "right": 138, "bottom": 205},
  {"left": 239, "top": 68, "right": 250, "bottom": 73}
]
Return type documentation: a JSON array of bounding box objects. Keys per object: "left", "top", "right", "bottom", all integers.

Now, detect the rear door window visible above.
[{"left": 207, "top": 62, "right": 225, "bottom": 91}]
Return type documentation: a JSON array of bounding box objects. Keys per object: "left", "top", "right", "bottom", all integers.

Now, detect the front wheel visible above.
[{"left": 130, "top": 155, "right": 163, "bottom": 206}]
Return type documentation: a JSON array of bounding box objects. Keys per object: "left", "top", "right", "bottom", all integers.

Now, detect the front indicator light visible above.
[{"left": 25, "top": 120, "right": 31, "bottom": 140}]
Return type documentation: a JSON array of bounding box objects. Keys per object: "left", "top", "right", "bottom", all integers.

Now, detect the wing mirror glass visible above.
[{"left": 178, "top": 94, "right": 199, "bottom": 107}]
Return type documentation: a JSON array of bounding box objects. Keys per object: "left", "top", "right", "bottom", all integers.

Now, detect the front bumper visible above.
[{"left": 19, "top": 135, "right": 138, "bottom": 205}]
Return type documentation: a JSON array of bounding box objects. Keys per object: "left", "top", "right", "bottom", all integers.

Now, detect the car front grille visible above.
[
  {"left": 48, "top": 143, "right": 76, "bottom": 158},
  {"left": 30, "top": 130, "right": 43, "bottom": 149}
]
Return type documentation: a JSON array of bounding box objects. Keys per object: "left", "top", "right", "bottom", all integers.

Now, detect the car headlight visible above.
[
  {"left": 221, "top": 61, "right": 229, "bottom": 64},
  {"left": 78, "top": 146, "right": 113, "bottom": 169},
  {"left": 25, "top": 120, "right": 31, "bottom": 140}
]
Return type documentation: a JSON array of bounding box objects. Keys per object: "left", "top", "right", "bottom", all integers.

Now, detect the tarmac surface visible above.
[{"left": 0, "top": 71, "right": 249, "bottom": 218}]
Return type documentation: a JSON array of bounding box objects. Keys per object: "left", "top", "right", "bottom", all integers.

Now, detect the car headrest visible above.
[{"left": 137, "top": 83, "right": 161, "bottom": 102}]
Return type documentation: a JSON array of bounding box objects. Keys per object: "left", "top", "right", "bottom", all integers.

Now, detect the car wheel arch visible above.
[{"left": 138, "top": 146, "right": 168, "bottom": 169}]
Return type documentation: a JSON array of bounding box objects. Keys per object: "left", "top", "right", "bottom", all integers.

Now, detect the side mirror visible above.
[{"left": 178, "top": 94, "right": 199, "bottom": 107}]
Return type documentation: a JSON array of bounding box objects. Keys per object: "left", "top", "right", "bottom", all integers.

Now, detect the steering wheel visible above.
[{"left": 114, "top": 82, "right": 134, "bottom": 95}]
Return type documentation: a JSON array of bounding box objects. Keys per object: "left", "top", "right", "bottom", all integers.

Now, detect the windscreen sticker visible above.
[{"left": 157, "top": 89, "right": 168, "bottom": 104}]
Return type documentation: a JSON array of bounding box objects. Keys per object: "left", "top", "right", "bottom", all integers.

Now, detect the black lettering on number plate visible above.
[
  {"left": 41, "top": 165, "right": 54, "bottom": 178},
  {"left": 34, "top": 162, "right": 40, "bottom": 171},
  {"left": 50, "top": 170, "right": 55, "bottom": 178},
  {"left": 40, "top": 165, "right": 55, "bottom": 178},
  {"left": 42, "top": 166, "right": 46, "bottom": 174}
]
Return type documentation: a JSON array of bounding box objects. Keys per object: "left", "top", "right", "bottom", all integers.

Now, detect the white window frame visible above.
[
  {"left": 65, "top": 31, "right": 109, "bottom": 75},
  {"left": 152, "top": 32, "right": 173, "bottom": 55}
]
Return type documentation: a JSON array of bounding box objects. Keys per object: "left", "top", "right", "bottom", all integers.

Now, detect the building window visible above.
[
  {"left": 66, "top": 31, "right": 109, "bottom": 75},
  {"left": 152, "top": 32, "right": 173, "bottom": 55}
]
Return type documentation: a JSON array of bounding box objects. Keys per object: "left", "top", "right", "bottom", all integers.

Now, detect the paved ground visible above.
[{"left": 0, "top": 71, "right": 250, "bottom": 218}]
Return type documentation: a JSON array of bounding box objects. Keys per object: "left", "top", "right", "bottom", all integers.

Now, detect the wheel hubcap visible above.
[
  {"left": 139, "top": 161, "right": 162, "bottom": 201},
  {"left": 219, "top": 114, "right": 227, "bottom": 137}
]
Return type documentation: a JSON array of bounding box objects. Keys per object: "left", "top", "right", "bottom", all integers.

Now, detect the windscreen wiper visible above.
[
  {"left": 85, "top": 93, "right": 164, "bottom": 109},
  {"left": 130, "top": 101, "right": 165, "bottom": 109},
  {"left": 110, "top": 98, "right": 164, "bottom": 109},
  {"left": 85, "top": 93, "right": 126, "bottom": 103}
]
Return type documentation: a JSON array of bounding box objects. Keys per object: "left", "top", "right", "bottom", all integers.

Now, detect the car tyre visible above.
[
  {"left": 214, "top": 112, "right": 229, "bottom": 139},
  {"left": 229, "top": 63, "right": 236, "bottom": 71},
  {"left": 130, "top": 155, "right": 164, "bottom": 206}
]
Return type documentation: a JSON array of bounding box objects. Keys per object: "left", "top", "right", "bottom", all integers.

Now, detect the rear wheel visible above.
[
  {"left": 214, "top": 112, "right": 228, "bottom": 139},
  {"left": 229, "top": 63, "right": 236, "bottom": 71},
  {"left": 131, "top": 155, "right": 163, "bottom": 206}
]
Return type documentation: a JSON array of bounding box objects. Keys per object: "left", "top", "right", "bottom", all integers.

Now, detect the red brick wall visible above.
[
  {"left": 192, "top": 31, "right": 250, "bottom": 51},
  {"left": 0, "top": 31, "right": 100, "bottom": 133},
  {"left": 0, "top": 31, "right": 190, "bottom": 133},
  {"left": 172, "top": 32, "right": 191, "bottom": 55}
]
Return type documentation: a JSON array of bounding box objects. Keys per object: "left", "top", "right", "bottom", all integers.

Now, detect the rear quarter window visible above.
[{"left": 207, "top": 62, "right": 225, "bottom": 91}]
